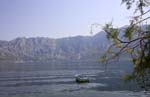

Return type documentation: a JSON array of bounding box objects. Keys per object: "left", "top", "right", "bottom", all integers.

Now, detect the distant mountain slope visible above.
[{"left": 0, "top": 32, "right": 108, "bottom": 61}]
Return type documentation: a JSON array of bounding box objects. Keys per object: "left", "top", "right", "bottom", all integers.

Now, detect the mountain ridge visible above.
[{"left": 0, "top": 31, "right": 108, "bottom": 61}]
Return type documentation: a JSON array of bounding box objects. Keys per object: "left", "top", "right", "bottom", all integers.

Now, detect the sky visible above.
[{"left": 0, "top": 0, "right": 134, "bottom": 40}]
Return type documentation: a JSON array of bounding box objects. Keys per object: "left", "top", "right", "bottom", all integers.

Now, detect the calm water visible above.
[{"left": 0, "top": 60, "right": 149, "bottom": 97}]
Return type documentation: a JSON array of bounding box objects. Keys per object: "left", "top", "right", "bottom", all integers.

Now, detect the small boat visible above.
[{"left": 75, "top": 74, "right": 90, "bottom": 83}]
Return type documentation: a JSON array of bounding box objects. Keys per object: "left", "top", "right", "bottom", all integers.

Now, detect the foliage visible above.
[
  {"left": 123, "top": 74, "right": 135, "bottom": 81},
  {"left": 101, "top": 0, "right": 150, "bottom": 90}
]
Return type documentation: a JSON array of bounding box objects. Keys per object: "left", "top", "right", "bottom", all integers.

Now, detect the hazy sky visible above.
[{"left": 0, "top": 0, "right": 134, "bottom": 40}]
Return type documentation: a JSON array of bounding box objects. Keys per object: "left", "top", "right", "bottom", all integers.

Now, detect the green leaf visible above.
[
  {"left": 103, "top": 23, "right": 119, "bottom": 40},
  {"left": 100, "top": 54, "right": 107, "bottom": 63},
  {"left": 123, "top": 74, "right": 135, "bottom": 81},
  {"left": 125, "top": 48, "right": 133, "bottom": 53},
  {"left": 124, "top": 26, "right": 134, "bottom": 40}
]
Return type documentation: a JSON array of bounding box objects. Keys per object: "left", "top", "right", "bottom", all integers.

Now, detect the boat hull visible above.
[{"left": 75, "top": 78, "right": 90, "bottom": 83}]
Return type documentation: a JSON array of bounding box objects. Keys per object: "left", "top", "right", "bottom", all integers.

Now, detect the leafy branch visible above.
[{"left": 100, "top": 0, "right": 150, "bottom": 91}]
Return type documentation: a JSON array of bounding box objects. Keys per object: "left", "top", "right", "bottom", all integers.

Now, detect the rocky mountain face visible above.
[{"left": 0, "top": 32, "right": 108, "bottom": 61}]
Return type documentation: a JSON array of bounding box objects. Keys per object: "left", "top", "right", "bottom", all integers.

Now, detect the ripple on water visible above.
[{"left": 58, "top": 83, "right": 107, "bottom": 92}]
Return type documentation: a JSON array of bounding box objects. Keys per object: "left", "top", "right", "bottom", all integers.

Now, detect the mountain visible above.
[{"left": 0, "top": 32, "right": 109, "bottom": 61}]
